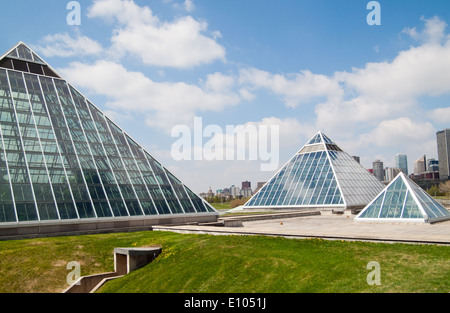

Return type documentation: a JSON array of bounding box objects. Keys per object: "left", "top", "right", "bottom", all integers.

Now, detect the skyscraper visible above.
[
  {"left": 373, "top": 160, "right": 384, "bottom": 182},
  {"left": 436, "top": 129, "right": 450, "bottom": 180},
  {"left": 414, "top": 155, "right": 426, "bottom": 175},
  {"left": 0, "top": 42, "right": 217, "bottom": 238},
  {"left": 395, "top": 153, "right": 408, "bottom": 175}
]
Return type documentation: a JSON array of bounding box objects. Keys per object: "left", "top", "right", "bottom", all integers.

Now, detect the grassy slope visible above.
[
  {"left": 210, "top": 202, "right": 232, "bottom": 211},
  {"left": 0, "top": 231, "right": 448, "bottom": 293}
]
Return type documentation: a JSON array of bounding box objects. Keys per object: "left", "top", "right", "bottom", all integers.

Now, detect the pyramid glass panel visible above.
[
  {"left": 0, "top": 42, "right": 217, "bottom": 235},
  {"left": 245, "top": 131, "right": 384, "bottom": 210},
  {"left": 355, "top": 172, "right": 450, "bottom": 223}
]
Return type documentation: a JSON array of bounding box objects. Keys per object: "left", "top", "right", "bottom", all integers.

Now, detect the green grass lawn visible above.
[
  {"left": 210, "top": 202, "right": 232, "bottom": 211},
  {"left": 0, "top": 231, "right": 448, "bottom": 293}
]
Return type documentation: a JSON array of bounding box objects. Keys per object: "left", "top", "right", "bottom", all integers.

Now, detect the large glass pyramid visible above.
[
  {"left": 244, "top": 131, "right": 385, "bottom": 211},
  {"left": 0, "top": 42, "right": 217, "bottom": 235},
  {"left": 355, "top": 172, "right": 450, "bottom": 223}
]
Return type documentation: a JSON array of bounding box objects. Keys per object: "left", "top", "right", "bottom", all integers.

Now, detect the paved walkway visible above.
[{"left": 153, "top": 213, "right": 450, "bottom": 245}]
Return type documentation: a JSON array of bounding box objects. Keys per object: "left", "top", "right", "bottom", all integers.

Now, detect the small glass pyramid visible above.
[
  {"left": 355, "top": 172, "right": 450, "bottom": 223},
  {"left": 244, "top": 131, "right": 385, "bottom": 211}
]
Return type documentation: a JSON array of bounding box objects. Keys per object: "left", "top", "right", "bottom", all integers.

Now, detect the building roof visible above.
[
  {"left": 355, "top": 172, "right": 450, "bottom": 223},
  {"left": 244, "top": 131, "right": 384, "bottom": 210},
  {"left": 0, "top": 42, "right": 216, "bottom": 226}
]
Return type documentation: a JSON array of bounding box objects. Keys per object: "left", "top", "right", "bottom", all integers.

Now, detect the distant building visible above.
[
  {"left": 217, "top": 188, "right": 231, "bottom": 197},
  {"left": 257, "top": 182, "right": 266, "bottom": 189},
  {"left": 395, "top": 153, "right": 408, "bottom": 175},
  {"left": 437, "top": 129, "right": 450, "bottom": 180},
  {"left": 427, "top": 158, "right": 439, "bottom": 172},
  {"left": 414, "top": 155, "right": 427, "bottom": 175},
  {"left": 242, "top": 181, "right": 251, "bottom": 189},
  {"left": 231, "top": 185, "right": 240, "bottom": 198},
  {"left": 206, "top": 187, "right": 214, "bottom": 198},
  {"left": 241, "top": 181, "right": 252, "bottom": 197},
  {"left": 240, "top": 188, "right": 253, "bottom": 198},
  {"left": 352, "top": 156, "right": 360, "bottom": 164},
  {"left": 254, "top": 182, "right": 266, "bottom": 193},
  {"left": 373, "top": 160, "right": 384, "bottom": 181},
  {"left": 385, "top": 167, "right": 401, "bottom": 182}
]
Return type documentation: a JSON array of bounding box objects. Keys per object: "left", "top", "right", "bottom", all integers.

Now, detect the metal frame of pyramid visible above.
[
  {"left": 355, "top": 172, "right": 450, "bottom": 223},
  {"left": 0, "top": 42, "right": 218, "bottom": 239},
  {"left": 244, "top": 131, "right": 385, "bottom": 212}
]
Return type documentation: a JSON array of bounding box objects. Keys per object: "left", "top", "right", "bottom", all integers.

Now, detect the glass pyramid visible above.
[
  {"left": 0, "top": 42, "right": 217, "bottom": 230},
  {"left": 244, "top": 131, "right": 384, "bottom": 210},
  {"left": 355, "top": 172, "right": 450, "bottom": 223}
]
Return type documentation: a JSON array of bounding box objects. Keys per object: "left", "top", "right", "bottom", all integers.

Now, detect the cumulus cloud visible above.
[
  {"left": 59, "top": 60, "right": 240, "bottom": 131},
  {"left": 88, "top": 0, "right": 225, "bottom": 68},
  {"left": 163, "top": 0, "right": 195, "bottom": 12},
  {"left": 427, "top": 107, "right": 450, "bottom": 124},
  {"left": 179, "top": 116, "right": 310, "bottom": 173},
  {"left": 228, "top": 16, "right": 450, "bottom": 170},
  {"left": 239, "top": 68, "right": 343, "bottom": 108},
  {"left": 336, "top": 44, "right": 450, "bottom": 103},
  {"left": 402, "top": 16, "right": 448, "bottom": 44},
  {"left": 35, "top": 32, "right": 103, "bottom": 57},
  {"left": 238, "top": 16, "right": 450, "bottom": 139},
  {"left": 88, "top": 0, "right": 157, "bottom": 25},
  {"left": 42, "top": 12, "right": 450, "bottom": 177},
  {"left": 313, "top": 16, "right": 450, "bottom": 136},
  {"left": 358, "top": 118, "right": 435, "bottom": 147},
  {"left": 183, "top": 0, "right": 195, "bottom": 12}
]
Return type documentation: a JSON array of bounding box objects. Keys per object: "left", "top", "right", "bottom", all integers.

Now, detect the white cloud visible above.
[
  {"left": 88, "top": 0, "right": 225, "bottom": 68},
  {"left": 236, "top": 17, "right": 450, "bottom": 139},
  {"left": 59, "top": 60, "right": 240, "bottom": 131},
  {"left": 336, "top": 43, "right": 450, "bottom": 103},
  {"left": 239, "top": 68, "right": 343, "bottom": 108},
  {"left": 358, "top": 118, "right": 435, "bottom": 148},
  {"left": 427, "top": 107, "right": 450, "bottom": 124},
  {"left": 203, "top": 72, "right": 235, "bottom": 92},
  {"left": 252, "top": 117, "right": 314, "bottom": 150},
  {"left": 181, "top": 0, "right": 195, "bottom": 12},
  {"left": 35, "top": 32, "right": 103, "bottom": 57},
  {"left": 197, "top": 116, "right": 313, "bottom": 166},
  {"left": 402, "top": 16, "right": 448, "bottom": 44},
  {"left": 163, "top": 0, "right": 195, "bottom": 12},
  {"left": 314, "top": 16, "right": 450, "bottom": 136},
  {"left": 88, "top": 0, "right": 157, "bottom": 25}
]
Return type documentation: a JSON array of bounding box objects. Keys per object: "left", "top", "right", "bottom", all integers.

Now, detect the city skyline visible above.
[
  {"left": 210, "top": 134, "right": 446, "bottom": 194},
  {"left": 1, "top": 1, "right": 450, "bottom": 193}
]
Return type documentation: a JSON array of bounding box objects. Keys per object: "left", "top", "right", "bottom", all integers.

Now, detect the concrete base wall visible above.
[
  {"left": 64, "top": 247, "right": 162, "bottom": 293},
  {"left": 0, "top": 213, "right": 218, "bottom": 241},
  {"left": 63, "top": 272, "right": 119, "bottom": 294}
]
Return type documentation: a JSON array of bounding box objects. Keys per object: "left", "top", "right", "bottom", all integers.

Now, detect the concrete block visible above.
[{"left": 114, "top": 247, "right": 162, "bottom": 275}]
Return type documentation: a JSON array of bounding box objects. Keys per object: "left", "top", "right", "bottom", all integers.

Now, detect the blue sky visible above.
[{"left": 1, "top": 0, "right": 450, "bottom": 193}]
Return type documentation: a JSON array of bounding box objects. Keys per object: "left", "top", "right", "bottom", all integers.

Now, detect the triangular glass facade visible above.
[
  {"left": 244, "top": 132, "right": 384, "bottom": 210},
  {"left": 0, "top": 42, "right": 216, "bottom": 226},
  {"left": 355, "top": 173, "right": 450, "bottom": 223}
]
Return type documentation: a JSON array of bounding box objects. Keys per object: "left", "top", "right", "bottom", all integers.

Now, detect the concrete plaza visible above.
[{"left": 153, "top": 212, "right": 450, "bottom": 245}]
